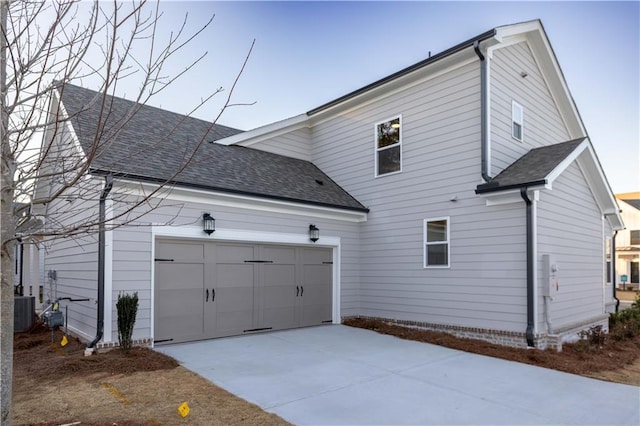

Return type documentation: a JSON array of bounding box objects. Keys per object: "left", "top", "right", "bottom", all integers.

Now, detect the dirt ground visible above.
[
  {"left": 13, "top": 323, "right": 289, "bottom": 425},
  {"left": 14, "top": 313, "right": 640, "bottom": 425}
]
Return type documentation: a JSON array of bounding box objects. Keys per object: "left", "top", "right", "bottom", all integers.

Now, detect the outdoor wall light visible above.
[
  {"left": 203, "top": 213, "right": 215, "bottom": 235},
  {"left": 309, "top": 224, "right": 320, "bottom": 243}
]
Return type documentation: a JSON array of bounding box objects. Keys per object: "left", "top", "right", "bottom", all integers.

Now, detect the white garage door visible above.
[{"left": 154, "top": 240, "right": 333, "bottom": 345}]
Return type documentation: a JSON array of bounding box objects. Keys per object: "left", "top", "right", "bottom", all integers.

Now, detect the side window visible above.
[
  {"left": 512, "top": 101, "right": 524, "bottom": 142},
  {"left": 631, "top": 230, "right": 640, "bottom": 245},
  {"left": 375, "top": 116, "right": 402, "bottom": 176},
  {"left": 424, "top": 217, "right": 449, "bottom": 268}
]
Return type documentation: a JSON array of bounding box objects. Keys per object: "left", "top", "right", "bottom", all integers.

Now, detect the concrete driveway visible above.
[{"left": 156, "top": 325, "right": 640, "bottom": 425}]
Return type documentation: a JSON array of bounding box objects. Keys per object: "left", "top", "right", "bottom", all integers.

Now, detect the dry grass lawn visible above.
[{"left": 13, "top": 325, "right": 289, "bottom": 425}]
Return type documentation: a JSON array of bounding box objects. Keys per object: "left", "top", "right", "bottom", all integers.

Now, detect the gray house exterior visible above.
[{"left": 36, "top": 20, "right": 623, "bottom": 350}]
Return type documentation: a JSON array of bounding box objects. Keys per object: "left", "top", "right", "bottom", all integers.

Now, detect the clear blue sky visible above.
[{"left": 122, "top": 1, "right": 639, "bottom": 193}]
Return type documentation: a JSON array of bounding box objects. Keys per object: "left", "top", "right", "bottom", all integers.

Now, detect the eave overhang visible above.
[
  {"left": 475, "top": 139, "right": 624, "bottom": 231},
  {"left": 90, "top": 170, "right": 369, "bottom": 222}
]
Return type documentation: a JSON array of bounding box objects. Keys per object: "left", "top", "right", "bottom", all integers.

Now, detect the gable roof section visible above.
[
  {"left": 217, "top": 19, "right": 585, "bottom": 149},
  {"left": 476, "top": 138, "right": 623, "bottom": 230},
  {"left": 58, "top": 83, "right": 368, "bottom": 213},
  {"left": 476, "top": 139, "right": 586, "bottom": 193}
]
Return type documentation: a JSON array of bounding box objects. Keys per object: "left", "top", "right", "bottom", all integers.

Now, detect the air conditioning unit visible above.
[{"left": 14, "top": 296, "right": 35, "bottom": 332}]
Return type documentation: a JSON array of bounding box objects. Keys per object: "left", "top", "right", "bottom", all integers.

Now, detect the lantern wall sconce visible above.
[
  {"left": 203, "top": 213, "right": 215, "bottom": 235},
  {"left": 309, "top": 224, "right": 319, "bottom": 243}
]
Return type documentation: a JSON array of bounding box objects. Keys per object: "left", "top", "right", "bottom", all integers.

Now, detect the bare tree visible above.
[{"left": 1, "top": 1, "right": 253, "bottom": 422}]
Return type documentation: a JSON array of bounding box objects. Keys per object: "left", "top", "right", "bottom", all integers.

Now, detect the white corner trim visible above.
[
  {"left": 113, "top": 179, "right": 368, "bottom": 223},
  {"left": 103, "top": 197, "right": 114, "bottom": 343},
  {"left": 215, "top": 114, "right": 309, "bottom": 146}
]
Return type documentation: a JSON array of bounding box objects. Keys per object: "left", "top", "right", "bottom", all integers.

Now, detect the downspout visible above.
[
  {"left": 612, "top": 230, "right": 619, "bottom": 312},
  {"left": 86, "top": 174, "right": 113, "bottom": 352},
  {"left": 474, "top": 40, "right": 491, "bottom": 183},
  {"left": 18, "top": 238, "right": 24, "bottom": 296},
  {"left": 520, "top": 188, "right": 535, "bottom": 347}
]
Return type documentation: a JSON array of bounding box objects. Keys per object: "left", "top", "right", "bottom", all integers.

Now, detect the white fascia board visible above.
[
  {"left": 480, "top": 187, "right": 542, "bottom": 206},
  {"left": 494, "top": 20, "right": 542, "bottom": 41},
  {"left": 215, "top": 114, "right": 309, "bottom": 146},
  {"left": 575, "top": 144, "right": 625, "bottom": 230},
  {"left": 544, "top": 139, "right": 589, "bottom": 185},
  {"left": 113, "top": 179, "right": 368, "bottom": 223},
  {"left": 55, "top": 88, "right": 87, "bottom": 162}
]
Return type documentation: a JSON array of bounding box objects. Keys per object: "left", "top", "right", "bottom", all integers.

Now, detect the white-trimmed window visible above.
[
  {"left": 424, "top": 217, "right": 449, "bottom": 268},
  {"left": 375, "top": 116, "right": 402, "bottom": 176},
  {"left": 512, "top": 101, "right": 523, "bottom": 141}
]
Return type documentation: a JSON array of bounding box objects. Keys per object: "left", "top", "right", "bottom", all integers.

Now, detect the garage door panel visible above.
[
  {"left": 155, "top": 262, "right": 204, "bottom": 343},
  {"left": 300, "top": 262, "right": 332, "bottom": 326},
  {"left": 215, "top": 244, "right": 254, "bottom": 263},
  {"left": 301, "top": 247, "right": 332, "bottom": 264},
  {"left": 262, "top": 264, "right": 297, "bottom": 330},
  {"left": 155, "top": 240, "right": 333, "bottom": 344},
  {"left": 156, "top": 263, "right": 203, "bottom": 290},
  {"left": 263, "top": 246, "right": 296, "bottom": 263},
  {"left": 216, "top": 264, "right": 254, "bottom": 288},
  {"left": 156, "top": 242, "right": 204, "bottom": 260}
]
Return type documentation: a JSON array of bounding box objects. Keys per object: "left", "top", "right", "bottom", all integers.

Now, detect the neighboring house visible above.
[
  {"left": 35, "top": 20, "right": 623, "bottom": 351},
  {"left": 614, "top": 193, "right": 640, "bottom": 290}
]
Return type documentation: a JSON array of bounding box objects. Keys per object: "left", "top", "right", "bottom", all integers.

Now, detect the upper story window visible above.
[
  {"left": 375, "top": 116, "right": 402, "bottom": 176},
  {"left": 631, "top": 230, "right": 640, "bottom": 245},
  {"left": 424, "top": 217, "right": 449, "bottom": 268},
  {"left": 512, "top": 101, "right": 524, "bottom": 142}
]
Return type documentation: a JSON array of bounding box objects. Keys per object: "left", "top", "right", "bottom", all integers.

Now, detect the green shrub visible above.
[
  {"left": 609, "top": 293, "right": 640, "bottom": 341},
  {"left": 116, "top": 292, "right": 139, "bottom": 353},
  {"left": 578, "top": 325, "right": 607, "bottom": 348}
]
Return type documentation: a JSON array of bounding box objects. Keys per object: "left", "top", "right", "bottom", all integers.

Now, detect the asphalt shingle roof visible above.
[
  {"left": 58, "top": 83, "right": 367, "bottom": 212},
  {"left": 476, "top": 138, "right": 586, "bottom": 194}
]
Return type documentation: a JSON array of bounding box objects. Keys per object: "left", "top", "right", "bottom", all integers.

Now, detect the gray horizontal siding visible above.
[
  {"left": 490, "top": 41, "right": 571, "bottom": 176},
  {"left": 44, "top": 178, "right": 103, "bottom": 339},
  {"left": 241, "top": 127, "right": 312, "bottom": 161},
  {"left": 311, "top": 59, "right": 530, "bottom": 333},
  {"left": 537, "top": 161, "right": 605, "bottom": 331}
]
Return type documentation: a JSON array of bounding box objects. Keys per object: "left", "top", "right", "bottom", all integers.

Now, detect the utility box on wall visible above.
[{"left": 542, "top": 254, "right": 559, "bottom": 298}]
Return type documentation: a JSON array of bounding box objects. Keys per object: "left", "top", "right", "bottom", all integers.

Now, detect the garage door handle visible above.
[
  {"left": 296, "top": 286, "right": 299, "bottom": 297},
  {"left": 205, "top": 289, "right": 209, "bottom": 302},
  {"left": 212, "top": 288, "right": 215, "bottom": 302},
  {"left": 301, "top": 286, "right": 303, "bottom": 296}
]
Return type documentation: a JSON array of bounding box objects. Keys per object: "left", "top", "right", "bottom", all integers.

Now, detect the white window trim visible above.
[
  {"left": 423, "top": 216, "right": 450, "bottom": 269},
  {"left": 512, "top": 100, "right": 524, "bottom": 142},
  {"left": 374, "top": 114, "right": 403, "bottom": 177}
]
